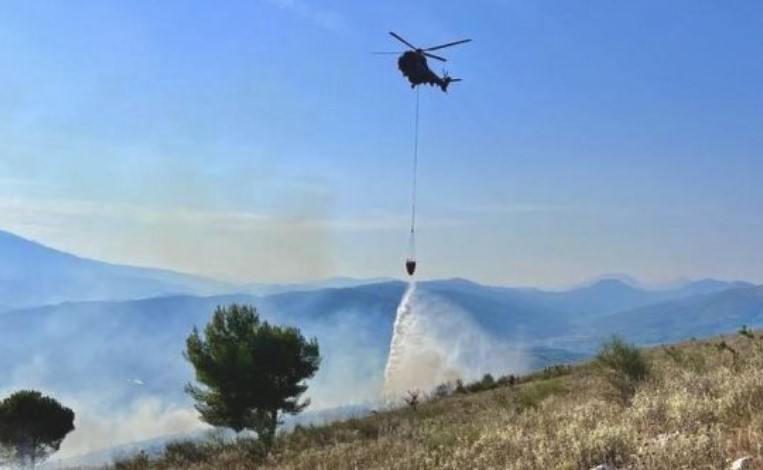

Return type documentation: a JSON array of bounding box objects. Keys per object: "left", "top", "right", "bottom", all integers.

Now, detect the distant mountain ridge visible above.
[
  {"left": 423, "top": 277, "right": 755, "bottom": 321},
  {"left": 0, "top": 230, "right": 238, "bottom": 310},
  {"left": 3, "top": 228, "right": 763, "bottom": 405},
  {"left": 0, "top": 229, "right": 394, "bottom": 311},
  {"left": 516, "top": 278, "right": 754, "bottom": 319},
  {"left": 240, "top": 276, "right": 397, "bottom": 296},
  {"left": 593, "top": 284, "right": 763, "bottom": 344},
  {"left": 1, "top": 228, "right": 755, "bottom": 315}
]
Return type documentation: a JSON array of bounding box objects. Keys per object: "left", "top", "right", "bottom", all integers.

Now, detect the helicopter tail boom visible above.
[{"left": 440, "top": 75, "right": 462, "bottom": 92}]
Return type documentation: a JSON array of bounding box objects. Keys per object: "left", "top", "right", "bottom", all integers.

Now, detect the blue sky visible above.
[{"left": 1, "top": 0, "right": 762, "bottom": 286}]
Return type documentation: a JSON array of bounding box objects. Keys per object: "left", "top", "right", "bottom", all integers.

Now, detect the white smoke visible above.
[
  {"left": 302, "top": 310, "right": 387, "bottom": 410},
  {"left": 54, "top": 397, "right": 206, "bottom": 461},
  {"left": 383, "top": 282, "right": 527, "bottom": 398}
]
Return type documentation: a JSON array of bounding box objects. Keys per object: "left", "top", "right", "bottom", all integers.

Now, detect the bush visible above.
[
  {"left": 232, "top": 436, "right": 268, "bottom": 462},
  {"left": 738, "top": 325, "right": 755, "bottom": 339},
  {"left": 464, "top": 374, "right": 498, "bottom": 393},
  {"left": 163, "top": 440, "right": 213, "bottom": 466},
  {"left": 517, "top": 379, "right": 568, "bottom": 411},
  {"left": 433, "top": 382, "right": 453, "bottom": 398},
  {"left": 664, "top": 345, "right": 707, "bottom": 373},
  {"left": 113, "top": 450, "right": 150, "bottom": 470},
  {"left": 595, "top": 336, "right": 651, "bottom": 404},
  {"left": 480, "top": 373, "right": 496, "bottom": 389},
  {"left": 496, "top": 374, "right": 517, "bottom": 386}
]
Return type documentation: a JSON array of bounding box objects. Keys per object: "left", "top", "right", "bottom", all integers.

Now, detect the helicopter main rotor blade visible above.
[
  {"left": 371, "top": 51, "right": 403, "bottom": 55},
  {"left": 389, "top": 31, "right": 418, "bottom": 51},
  {"left": 424, "top": 52, "right": 447, "bottom": 62},
  {"left": 424, "top": 39, "right": 472, "bottom": 52}
]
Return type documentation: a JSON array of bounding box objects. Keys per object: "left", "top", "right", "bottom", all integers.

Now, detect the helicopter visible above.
[{"left": 378, "top": 32, "right": 471, "bottom": 92}]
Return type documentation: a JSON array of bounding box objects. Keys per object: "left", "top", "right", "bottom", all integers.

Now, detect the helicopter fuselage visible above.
[{"left": 397, "top": 51, "right": 451, "bottom": 91}]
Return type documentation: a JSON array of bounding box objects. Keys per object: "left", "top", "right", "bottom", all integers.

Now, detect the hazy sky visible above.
[{"left": 1, "top": 0, "right": 762, "bottom": 287}]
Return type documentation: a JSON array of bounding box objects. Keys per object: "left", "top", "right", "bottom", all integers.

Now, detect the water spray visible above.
[
  {"left": 383, "top": 282, "right": 528, "bottom": 400},
  {"left": 383, "top": 282, "right": 417, "bottom": 397}
]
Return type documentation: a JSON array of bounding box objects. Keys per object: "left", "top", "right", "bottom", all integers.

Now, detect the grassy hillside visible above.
[{"left": 111, "top": 330, "right": 763, "bottom": 470}]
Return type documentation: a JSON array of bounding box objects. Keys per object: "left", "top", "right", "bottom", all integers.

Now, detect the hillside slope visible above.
[{"left": 113, "top": 331, "right": 763, "bottom": 470}]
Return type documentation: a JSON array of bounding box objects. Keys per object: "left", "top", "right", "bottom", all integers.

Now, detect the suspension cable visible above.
[{"left": 410, "top": 87, "right": 420, "bottom": 236}]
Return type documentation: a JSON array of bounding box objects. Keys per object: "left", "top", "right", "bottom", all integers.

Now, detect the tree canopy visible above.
[
  {"left": 185, "top": 304, "right": 321, "bottom": 449},
  {"left": 0, "top": 390, "right": 75, "bottom": 467}
]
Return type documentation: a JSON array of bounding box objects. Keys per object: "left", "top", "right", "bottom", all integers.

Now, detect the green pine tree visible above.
[
  {"left": 0, "top": 390, "right": 75, "bottom": 468},
  {"left": 185, "top": 304, "right": 321, "bottom": 450}
]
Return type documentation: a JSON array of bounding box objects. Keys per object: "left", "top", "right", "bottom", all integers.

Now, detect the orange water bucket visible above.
[{"left": 405, "top": 259, "right": 416, "bottom": 276}]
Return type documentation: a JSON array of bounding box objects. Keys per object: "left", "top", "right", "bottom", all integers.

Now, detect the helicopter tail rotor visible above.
[{"left": 440, "top": 71, "right": 463, "bottom": 92}]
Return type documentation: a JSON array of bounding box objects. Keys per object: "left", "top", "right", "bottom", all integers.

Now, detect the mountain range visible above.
[
  {"left": 3, "top": 228, "right": 763, "bottom": 462},
  {"left": 0, "top": 230, "right": 235, "bottom": 310},
  {"left": 3, "top": 228, "right": 762, "bottom": 362},
  {"left": 0, "top": 230, "right": 394, "bottom": 311}
]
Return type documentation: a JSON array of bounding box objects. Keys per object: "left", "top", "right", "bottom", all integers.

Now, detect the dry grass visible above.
[{"left": 111, "top": 331, "right": 763, "bottom": 470}]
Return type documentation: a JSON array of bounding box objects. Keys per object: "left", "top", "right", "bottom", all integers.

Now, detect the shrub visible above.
[
  {"left": 433, "top": 382, "right": 453, "bottom": 398},
  {"left": 517, "top": 378, "right": 568, "bottom": 411},
  {"left": 464, "top": 373, "right": 498, "bottom": 393},
  {"left": 480, "top": 373, "right": 496, "bottom": 389},
  {"left": 232, "top": 436, "right": 268, "bottom": 462},
  {"left": 163, "top": 440, "right": 213, "bottom": 466},
  {"left": 595, "top": 335, "right": 651, "bottom": 404},
  {"left": 497, "top": 374, "right": 517, "bottom": 386},
  {"left": 113, "top": 450, "right": 150, "bottom": 470},
  {"left": 664, "top": 345, "right": 707, "bottom": 373},
  {"left": 403, "top": 390, "right": 420, "bottom": 410},
  {"left": 577, "top": 424, "right": 636, "bottom": 469},
  {"left": 454, "top": 379, "right": 466, "bottom": 394},
  {"left": 738, "top": 325, "right": 755, "bottom": 339}
]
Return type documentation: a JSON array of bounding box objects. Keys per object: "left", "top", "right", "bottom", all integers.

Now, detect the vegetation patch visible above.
[
  {"left": 104, "top": 329, "right": 763, "bottom": 469},
  {"left": 517, "top": 378, "right": 568, "bottom": 411}
]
